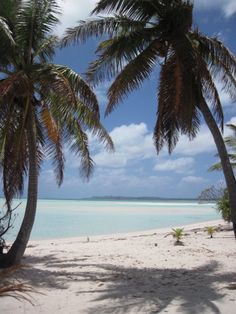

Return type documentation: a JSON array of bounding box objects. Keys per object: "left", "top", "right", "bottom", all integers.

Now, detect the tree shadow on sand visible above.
[
  {"left": 80, "top": 261, "right": 234, "bottom": 314},
  {"left": 13, "top": 253, "right": 236, "bottom": 314}
]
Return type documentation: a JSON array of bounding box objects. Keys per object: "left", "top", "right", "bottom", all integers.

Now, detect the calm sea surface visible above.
[{"left": 0, "top": 199, "right": 219, "bottom": 240}]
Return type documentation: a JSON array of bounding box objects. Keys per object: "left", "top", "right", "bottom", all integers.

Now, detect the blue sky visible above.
[{"left": 37, "top": 0, "right": 236, "bottom": 199}]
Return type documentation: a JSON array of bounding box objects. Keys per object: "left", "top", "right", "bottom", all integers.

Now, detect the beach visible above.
[{"left": 1, "top": 219, "right": 236, "bottom": 314}]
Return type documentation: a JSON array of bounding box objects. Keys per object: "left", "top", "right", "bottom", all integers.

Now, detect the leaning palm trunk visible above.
[
  {"left": 0, "top": 0, "right": 114, "bottom": 268},
  {"left": 200, "top": 100, "right": 236, "bottom": 238},
  {"left": 0, "top": 105, "right": 38, "bottom": 267}
]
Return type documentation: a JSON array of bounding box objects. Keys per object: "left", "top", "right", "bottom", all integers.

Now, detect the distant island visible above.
[{"left": 82, "top": 196, "right": 199, "bottom": 201}]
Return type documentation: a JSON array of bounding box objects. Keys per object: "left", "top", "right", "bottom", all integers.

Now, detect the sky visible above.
[{"left": 35, "top": 0, "right": 236, "bottom": 199}]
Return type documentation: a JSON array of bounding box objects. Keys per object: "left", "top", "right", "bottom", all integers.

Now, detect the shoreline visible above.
[
  {"left": 27, "top": 218, "right": 225, "bottom": 244},
  {"left": 1, "top": 219, "right": 235, "bottom": 314}
]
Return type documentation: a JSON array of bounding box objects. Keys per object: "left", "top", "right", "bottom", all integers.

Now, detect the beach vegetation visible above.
[
  {"left": 216, "top": 189, "right": 231, "bottom": 222},
  {"left": 172, "top": 228, "right": 184, "bottom": 245},
  {"left": 206, "top": 226, "right": 216, "bottom": 238},
  {"left": 0, "top": 0, "right": 113, "bottom": 267},
  {"left": 62, "top": 0, "right": 236, "bottom": 238},
  {"left": 199, "top": 184, "right": 231, "bottom": 223},
  {"left": 208, "top": 124, "right": 236, "bottom": 172},
  {"left": 0, "top": 265, "right": 34, "bottom": 302}
]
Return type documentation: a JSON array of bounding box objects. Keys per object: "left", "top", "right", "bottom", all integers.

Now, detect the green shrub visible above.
[{"left": 216, "top": 189, "right": 231, "bottom": 222}]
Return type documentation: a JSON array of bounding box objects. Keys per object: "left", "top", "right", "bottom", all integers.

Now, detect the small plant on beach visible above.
[
  {"left": 172, "top": 228, "right": 184, "bottom": 245},
  {"left": 206, "top": 226, "right": 216, "bottom": 238}
]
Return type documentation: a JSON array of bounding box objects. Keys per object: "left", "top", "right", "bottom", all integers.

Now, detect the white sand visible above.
[{"left": 1, "top": 219, "right": 236, "bottom": 314}]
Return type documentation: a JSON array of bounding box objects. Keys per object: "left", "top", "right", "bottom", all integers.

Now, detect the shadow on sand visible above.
[{"left": 13, "top": 253, "right": 235, "bottom": 314}]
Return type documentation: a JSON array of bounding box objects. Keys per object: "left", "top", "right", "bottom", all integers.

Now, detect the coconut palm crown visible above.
[
  {"left": 0, "top": 0, "right": 113, "bottom": 267},
  {"left": 62, "top": 0, "right": 236, "bottom": 236}
]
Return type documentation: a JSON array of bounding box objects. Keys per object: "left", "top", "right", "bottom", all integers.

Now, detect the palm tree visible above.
[
  {"left": 0, "top": 0, "right": 113, "bottom": 267},
  {"left": 62, "top": 0, "right": 236, "bottom": 237},
  {"left": 209, "top": 124, "right": 236, "bottom": 171}
]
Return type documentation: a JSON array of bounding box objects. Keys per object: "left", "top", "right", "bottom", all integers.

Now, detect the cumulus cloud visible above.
[
  {"left": 174, "top": 125, "right": 215, "bottom": 156},
  {"left": 66, "top": 120, "right": 229, "bottom": 172},
  {"left": 43, "top": 118, "right": 232, "bottom": 198},
  {"left": 93, "top": 123, "right": 155, "bottom": 168},
  {"left": 56, "top": 0, "right": 97, "bottom": 35},
  {"left": 154, "top": 157, "right": 195, "bottom": 174},
  {"left": 194, "top": 0, "right": 236, "bottom": 17}
]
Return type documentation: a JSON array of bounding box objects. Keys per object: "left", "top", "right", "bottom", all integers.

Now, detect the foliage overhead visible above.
[
  {"left": 0, "top": 0, "right": 114, "bottom": 211},
  {"left": 62, "top": 0, "right": 236, "bottom": 155}
]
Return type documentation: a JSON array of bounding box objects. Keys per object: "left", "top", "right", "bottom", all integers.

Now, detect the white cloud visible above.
[
  {"left": 54, "top": 0, "right": 236, "bottom": 36},
  {"left": 93, "top": 123, "right": 155, "bottom": 168},
  {"left": 56, "top": 0, "right": 97, "bottom": 35},
  {"left": 181, "top": 175, "right": 208, "bottom": 184},
  {"left": 194, "top": 0, "right": 236, "bottom": 17},
  {"left": 61, "top": 167, "right": 172, "bottom": 196},
  {"left": 66, "top": 120, "right": 228, "bottom": 172},
  {"left": 94, "top": 81, "right": 111, "bottom": 106},
  {"left": 174, "top": 125, "right": 215, "bottom": 156},
  {"left": 226, "top": 116, "right": 236, "bottom": 127},
  {"left": 94, "top": 152, "right": 127, "bottom": 168},
  {"left": 154, "top": 157, "right": 195, "bottom": 174}
]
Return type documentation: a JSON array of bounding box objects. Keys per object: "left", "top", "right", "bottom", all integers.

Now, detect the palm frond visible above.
[
  {"left": 208, "top": 162, "right": 223, "bottom": 172},
  {"left": 15, "top": 0, "right": 60, "bottom": 61},
  {"left": 0, "top": 16, "right": 15, "bottom": 45},
  {"left": 154, "top": 52, "right": 200, "bottom": 153},
  {"left": 40, "top": 104, "right": 64, "bottom": 185},
  {"left": 65, "top": 119, "right": 94, "bottom": 180},
  {"left": 0, "top": 72, "right": 30, "bottom": 99},
  {"left": 38, "top": 64, "right": 100, "bottom": 117},
  {"left": 61, "top": 15, "right": 147, "bottom": 46},
  {"left": 54, "top": 65, "right": 100, "bottom": 116},
  {"left": 2, "top": 106, "right": 29, "bottom": 208},
  {"left": 105, "top": 40, "right": 160, "bottom": 115},
  {"left": 91, "top": 0, "right": 165, "bottom": 20},
  {"left": 76, "top": 103, "right": 114, "bottom": 152},
  {"left": 44, "top": 138, "right": 64, "bottom": 186},
  {"left": 226, "top": 124, "right": 236, "bottom": 136},
  {"left": 86, "top": 26, "right": 161, "bottom": 85},
  {"left": 41, "top": 105, "right": 59, "bottom": 143},
  {"left": 33, "top": 35, "right": 59, "bottom": 63},
  {"left": 196, "top": 33, "right": 236, "bottom": 102},
  {"left": 224, "top": 137, "right": 236, "bottom": 148},
  {"left": 199, "top": 58, "right": 224, "bottom": 130},
  {"left": 0, "top": 265, "right": 36, "bottom": 304}
]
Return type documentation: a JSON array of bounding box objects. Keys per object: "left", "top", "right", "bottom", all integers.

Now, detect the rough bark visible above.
[
  {"left": 0, "top": 104, "right": 38, "bottom": 267},
  {"left": 200, "top": 100, "right": 236, "bottom": 238}
]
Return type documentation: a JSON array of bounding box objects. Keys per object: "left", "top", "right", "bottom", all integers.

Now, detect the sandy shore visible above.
[{"left": 1, "top": 219, "right": 236, "bottom": 314}]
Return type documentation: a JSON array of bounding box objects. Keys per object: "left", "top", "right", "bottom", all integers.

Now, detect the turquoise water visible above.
[{"left": 0, "top": 199, "right": 219, "bottom": 240}]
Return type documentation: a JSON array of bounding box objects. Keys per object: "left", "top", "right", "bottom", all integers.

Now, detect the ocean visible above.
[{"left": 1, "top": 198, "right": 219, "bottom": 241}]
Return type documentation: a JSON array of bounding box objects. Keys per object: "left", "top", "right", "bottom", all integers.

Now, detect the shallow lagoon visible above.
[{"left": 1, "top": 199, "right": 219, "bottom": 240}]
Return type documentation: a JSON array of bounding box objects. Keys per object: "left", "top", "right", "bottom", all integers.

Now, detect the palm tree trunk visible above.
[
  {"left": 200, "top": 100, "right": 236, "bottom": 238},
  {"left": 0, "top": 104, "right": 38, "bottom": 267}
]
